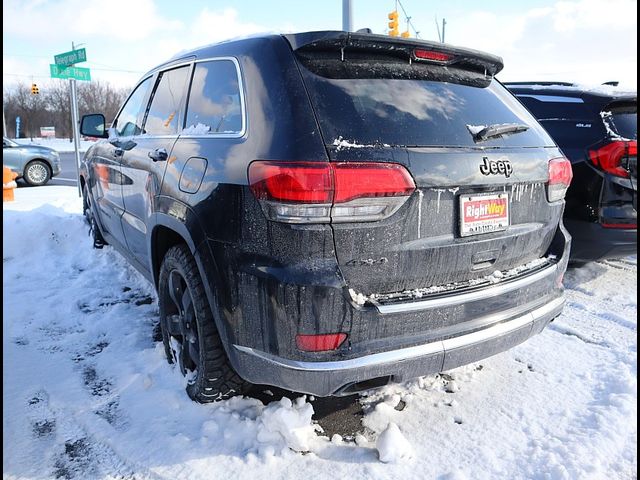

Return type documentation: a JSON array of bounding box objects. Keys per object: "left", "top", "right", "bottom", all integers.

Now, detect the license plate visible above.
[{"left": 459, "top": 193, "right": 509, "bottom": 237}]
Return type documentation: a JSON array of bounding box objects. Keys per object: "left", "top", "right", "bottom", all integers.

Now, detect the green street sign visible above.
[
  {"left": 50, "top": 64, "right": 91, "bottom": 81},
  {"left": 54, "top": 48, "right": 87, "bottom": 68}
]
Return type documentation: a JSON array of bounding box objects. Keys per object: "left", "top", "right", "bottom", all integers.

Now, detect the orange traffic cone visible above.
[{"left": 3, "top": 166, "right": 18, "bottom": 202}]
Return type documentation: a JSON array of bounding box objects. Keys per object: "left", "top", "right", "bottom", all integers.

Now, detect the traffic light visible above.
[
  {"left": 401, "top": 30, "right": 410, "bottom": 38},
  {"left": 31, "top": 83, "right": 39, "bottom": 95},
  {"left": 388, "top": 11, "right": 399, "bottom": 37}
]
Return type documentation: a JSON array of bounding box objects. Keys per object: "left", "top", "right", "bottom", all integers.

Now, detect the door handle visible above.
[
  {"left": 148, "top": 148, "right": 168, "bottom": 162},
  {"left": 114, "top": 147, "right": 124, "bottom": 157}
]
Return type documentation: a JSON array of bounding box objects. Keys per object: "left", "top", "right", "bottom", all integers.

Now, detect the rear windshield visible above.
[
  {"left": 607, "top": 110, "right": 637, "bottom": 140},
  {"left": 296, "top": 58, "right": 554, "bottom": 148}
]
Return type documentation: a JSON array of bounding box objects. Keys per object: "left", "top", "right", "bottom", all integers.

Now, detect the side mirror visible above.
[{"left": 80, "top": 114, "right": 108, "bottom": 139}]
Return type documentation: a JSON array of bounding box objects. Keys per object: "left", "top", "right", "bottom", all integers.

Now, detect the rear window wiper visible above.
[{"left": 467, "top": 123, "right": 530, "bottom": 143}]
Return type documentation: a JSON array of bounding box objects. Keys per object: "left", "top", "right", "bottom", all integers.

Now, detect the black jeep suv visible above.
[
  {"left": 80, "top": 31, "right": 570, "bottom": 402},
  {"left": 505, "top": 82, "right": 637, "bottom": 263}
]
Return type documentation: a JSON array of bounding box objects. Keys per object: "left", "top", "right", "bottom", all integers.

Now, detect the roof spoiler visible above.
[{"left": 283, "top": 31, "right": 504, "bottom": 77}]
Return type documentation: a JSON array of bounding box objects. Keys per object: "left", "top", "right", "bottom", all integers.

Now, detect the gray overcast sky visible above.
[{"left": 3, "top": 0, "right": 637, "bottom": 89}]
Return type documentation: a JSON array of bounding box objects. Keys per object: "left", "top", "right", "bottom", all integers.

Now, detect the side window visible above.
[
  {"left": 143, "top": 66, "right": 191, "bottom": 136},
  {"left": 114, "top": 77, "right": 153, "bottom": 137},
  {"left": 184, "top": 60, "right": 243, "bottom": 135}
]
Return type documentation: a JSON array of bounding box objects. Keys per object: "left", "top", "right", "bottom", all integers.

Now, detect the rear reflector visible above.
[
  {"left": 414, "top": 49, "right": 454, "bottom": 62},
  {"left": 248, "top": 161, "right": 415, "bottom": 223},
  {"left": 588, "top": 140, "right": 636, "bottom": 178},
  {"left": 547, "top": 157, "right": 573, "bottom": 202},
  {"left": 296, "top": 333, "right": 347, "bottom": 352}
]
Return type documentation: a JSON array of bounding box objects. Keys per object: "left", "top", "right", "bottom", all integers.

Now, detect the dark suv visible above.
[
  {"left": 505, "top": 82, "right": 637, "bottom": 262},
  {"left": 80, "top": 31, "right": 571, "bottom": 402}
]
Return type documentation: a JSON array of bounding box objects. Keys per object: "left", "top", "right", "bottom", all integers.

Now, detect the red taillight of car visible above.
[
  {"left": 295, "top": 333, "right": 347, "bottom": 352},
  {"left": 588, "top": 140, "right": 636, "bottom": 178},
  {"left": 547, "top": 157, "right": 573, "bottom": 203},
  {"left": 248, "top": 161, "right": 416, "bottom": 223},
  {"left": 601, "top": 222, "right": 637, "bottom": 229},
  {"left": 414, "top": 49, "right": 454, "bottom": 62},
  {"left": 333, "top": 163, "right": 416, "bottom": 203},
  {"left": 248, "top": 162, "right": 333, "bottom": 203}
]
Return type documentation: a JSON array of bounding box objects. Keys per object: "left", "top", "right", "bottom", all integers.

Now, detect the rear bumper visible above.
[
  {"left": 230, "top": 296, "right": 564, "bottom": 396},
  {"left": 565, "top": 219, "right": 637, "bottom": 262}
]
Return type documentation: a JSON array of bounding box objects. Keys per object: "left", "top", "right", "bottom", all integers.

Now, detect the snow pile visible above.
[
  {"left": 376, "top": 423, "right": 414, "bottom": 463},
  {"left": 256, "top": 396, "right": 318, "bottom": 453}
]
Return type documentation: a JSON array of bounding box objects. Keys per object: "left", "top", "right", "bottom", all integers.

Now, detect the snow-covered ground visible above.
[
  {"left": 12, "top": 137, "right": 97, "bottom": 153},
  {"left": 3, "top": 186, "right": 637, "bottom": 479}
]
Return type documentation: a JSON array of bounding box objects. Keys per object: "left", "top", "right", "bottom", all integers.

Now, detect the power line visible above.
[
  {"left": 397, "top": 0, "right": 421, "bottom": 38},
  {"left": 3, "top": 54, "right": 145, "bottom": 74}
]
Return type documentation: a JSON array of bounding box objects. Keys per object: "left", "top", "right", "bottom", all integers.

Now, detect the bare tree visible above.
[
  {"left": 4, "top": 83, "right": 49, "bottom": 138},
  {"left": 3, "top": 80, "right": 130, "bottom": 139}
]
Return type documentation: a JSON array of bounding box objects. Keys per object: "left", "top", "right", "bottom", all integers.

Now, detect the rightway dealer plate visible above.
[{"left": 459, "top": 193, "right": 509, "bottom": 237}]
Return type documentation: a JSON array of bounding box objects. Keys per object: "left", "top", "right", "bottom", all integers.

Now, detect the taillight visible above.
[
  {"left": 248, "top": 161, "right": 416, "bottom": 223},
  {"left": 296, "top": 333, "right": 347, "bottom": 352},
  {"left": 547, "top": 157, "right": 573, "bottom": 203},
  {"left": 588, "top": 140, "right": 636, "bottom": 178},
  {"left": 414, "top": 49, "right": 454, "bottom": 62},
  {"left": 601, "top": 222, "right": 637, "bottom": 229}
]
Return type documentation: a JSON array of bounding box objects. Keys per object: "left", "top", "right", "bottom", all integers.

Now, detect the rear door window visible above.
[
  {"left": 184, "top": 60, "right": 243, "bottom": 135},
  {"left": 142, "top": 66, "right": 191, "bottom": 136}
]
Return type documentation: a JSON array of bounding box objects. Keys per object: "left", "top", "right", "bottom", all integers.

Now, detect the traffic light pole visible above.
[
  {"left": 342, "top": 0, "right": 353, "bottom": 31},
  {"left": 69, "top": 78, "right": 82, "bottom": 196}
]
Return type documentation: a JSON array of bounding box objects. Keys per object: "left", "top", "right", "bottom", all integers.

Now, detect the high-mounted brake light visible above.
[
  {"left": 296, "top": 333, "right": 347, "bottom": 352},
  {"left": 547, "top": 157, "right": 573, "bottom": 203},
  {"left": 248, "top": 161, "right": 416, "bottom": 223},
  {"left": 414, "top": 49, "right": 454, "bottom": 62},
  {"left": 588, "top": 140, "right": 636, "bottom": 178}
]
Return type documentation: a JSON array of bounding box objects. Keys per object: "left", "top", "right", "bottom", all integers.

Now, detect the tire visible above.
[
  {"left": 23, "top": 160, "right": 51, "bottom": 186},
  {"left": 82, "top": 183, "right": 107, "bottom": 249},
  {"left": 158, "top": 244, "right": 248, "bottom": 402}
]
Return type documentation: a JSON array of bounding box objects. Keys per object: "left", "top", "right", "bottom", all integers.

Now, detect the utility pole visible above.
[
  {"left": 342, "top": 0, "right": 353, "bottom": 32},
  {"left": 442, "top": 18, "right": 446, "bottom": 43}
]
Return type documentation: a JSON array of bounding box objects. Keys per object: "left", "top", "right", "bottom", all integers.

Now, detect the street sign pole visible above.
[
  {"left": 69, "top": 41, "right": 82, "bottom": 196},
  {"left": 52, "top": 42, "right": 89, "bottom": 196},
  {"left": 70, "top": 78, "right": 82, "bottom": 196}
]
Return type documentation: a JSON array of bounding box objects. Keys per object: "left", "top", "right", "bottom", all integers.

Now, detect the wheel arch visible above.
[{"left": 150, "top": 211, "right": 233, "bottom": 354}]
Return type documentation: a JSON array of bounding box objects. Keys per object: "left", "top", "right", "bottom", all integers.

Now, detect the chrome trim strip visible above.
[
  {"left": 374, "top": 263, "right": 558, "bottom": 314},
  {"left": 234, "top": 340, "right": 443, "bottom": 372},
  {"left": 233, "top": 296, "right": 564, "bottom": 372}
]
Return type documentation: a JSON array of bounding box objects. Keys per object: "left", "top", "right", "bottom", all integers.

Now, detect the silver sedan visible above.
[{"left": 3, "top": 137, "right": 62, "bottom": 186}]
